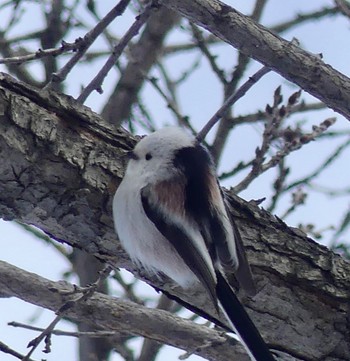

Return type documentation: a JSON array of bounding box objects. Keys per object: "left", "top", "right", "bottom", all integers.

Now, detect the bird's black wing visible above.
[
  {"left": 173, "top": 144, "right": 274, "bottom": 361},
  {"left": 222, "top": 193, "right": 257, "bottom": 296},
  {"left": 142, "top": 143, "right": 274, "bottom": 360},
  {"left": 141, "top": 183, "right": 218, "bottom": 310}
]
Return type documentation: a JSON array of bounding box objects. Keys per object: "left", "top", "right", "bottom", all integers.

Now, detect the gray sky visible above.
[{"left": 1, "top": 0, "right": 349, "bottom": 360}]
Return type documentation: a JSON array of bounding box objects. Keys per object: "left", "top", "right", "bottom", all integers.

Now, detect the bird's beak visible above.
[{"left": 126, "top": 150, "right": 138, "bottom": 161}]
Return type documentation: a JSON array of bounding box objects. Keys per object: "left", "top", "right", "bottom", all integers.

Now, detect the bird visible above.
[{"left": 113, "top": 126, "right": 275, "bottom": 361}]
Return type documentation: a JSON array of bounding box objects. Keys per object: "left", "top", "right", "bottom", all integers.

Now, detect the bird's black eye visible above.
[{"left": 145, "top": 153, "right": 152, "bottom": 161}]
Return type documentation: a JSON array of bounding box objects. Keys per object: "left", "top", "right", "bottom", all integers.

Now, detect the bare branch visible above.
[
  {"left": 0, "top": 260, "right": 244, "bottom": 361},
  {"left": 280, "top": 187, "right": 308, "bottom": 219},
  {"left": 197, "top": 66, "right": 270, "bottom": 142},
  {"left": 267, "top": 159, "right": 289, "bottom": 213},
  {"left": 233, "top": 115, "right": 337, "bottom": 193},
  {"left": 0, "top": 39, "right": 83, "bottom": 65},
  {"left": 164, "top": 34, "right": 219, "bottom": 55},
  {"left": 190, "top": 23, "right": 227, "bottom": 84},
  {"left": 271, "top": 6, "right": 340, "bottom": 33},
  {"left": 334, "top": 0, "right": 350, "bottom": 18},
  {"left": 145, "top": 74, "right": 189, "bottom": 127},
  {"left": 1, "top": 60, "right": 349, "bottom": 361},
  {"left": 0, "top": 341, "right": 36, "bottom": 361},
  {"left": 209, "top": 0, "right": 269, "bottom": 162},
  {"left": 77, "top": 1, "right": 156, "bottom": 103},
  {"left": 22, "top": 266, "right": 112, "bottom": 360},
  {"left": 138, "top": 294, "right": 175, "bottom": 361},
  {"left": 283, "top": 136, "right": 350, "bottom": 193},
  {"left": 8, "top": 322, "right": 115, "bottom": 338},
  {"left": 163, "top": 0, "right": 350, "bottom": 120},
  {"left": 101, "top": 5, "right": 180, "bottom": 125},
  {"left": 45, "top": 0, "right": 131, "bottom": 88},
  {"left": 231, "top": 101, "right": 326, "bottom": 126}
]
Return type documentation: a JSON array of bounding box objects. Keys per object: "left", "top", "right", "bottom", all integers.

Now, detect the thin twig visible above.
[
  {"left": 44, "top": 0, "right": 131, "bottom": 89},
  {"left": 77, "top": 1, "right": 157, "bottom": 104},
  {"left": 132, "top": 98, "right": 157, "bottom": 133},
  {"left": 220, "top": 88, "right": 305, "bottom": 183},
  {"left": 330, "top": 204, "right": 350, "bottom": 247},
  {"left": 279, "top": 186, "right": 307, "bottom": 219},
  {"left": 112, "top": 271, "right": 145, "bottom": 304},
  {"left": 174, "top": 57, "right": 201, "bottom": 86},
  {"left": 8, "top": 322, "right": 116, "bottom": 338},
  {"left": 0, "top": 40, "right": 81, "bottom": 64},
  {"left": 271, "top": 6, "right": 339, "bottom": 33},
  {"left": 22, "top": 266, "right": 112, "bottom": 360},
  {"left": 267, "top": 158, "right": 289, "bottom": 213},
  {"left": 164, "top": 35, "right": 219, "bottom": 55},
  {"left": 143, "top": 70, "right": 203, "bottom": 139},
  {"left": 0, "top": 341, "right": 36, "bottom": 361},
  {"left": 233, "top": 117, "right": 337, "bottom": 193},
  {"left": 0, "top": 29, "right": 43, "bottom": 45},
  {"left": 2, "top": 1, "right": 23, "bottom": 34},
  {"left": 23, "top": 314, "right": 62, "bottom": 360},
  {"left": 333, "top": 0, "right": 350, "bottom": 19},
  {"left": 208, "top": 0, "right": 270, "bottom": 163},
  {"left": 157, "top": 62, "right": 179, "bottom": 107},
  {"left": 14, "top": 221, "right": 69, "bottom": 258},
  {"left": 219, "top": 160, "right": 253, "bottom": 180},
  {"left": 311, "top": 183, "right": 350, "bottom": 196},
  {"left": 231, "top": 101, "right": 326, "bottom": 126},
  {"left": 190, "top": 23, "right": 227, "bottom": 84},
  {"left": 282, "top": 136, "right": 350, "bottom": 192},
  {"left": 145, "top": 74, "right": 195, "bottom": 132},
  {"left": 196, "top": 66, "right": 271, "bottom": 142},
  {"left": 146, "top": 75, "right": 184, "bottom": 120},
  {"left": 233, "top": 86, "right": 286, "bottom": 191}
]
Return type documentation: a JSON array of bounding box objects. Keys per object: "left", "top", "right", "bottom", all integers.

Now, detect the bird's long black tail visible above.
[{"left": 216, "top": 271, "right": 275, "bottom": 361}]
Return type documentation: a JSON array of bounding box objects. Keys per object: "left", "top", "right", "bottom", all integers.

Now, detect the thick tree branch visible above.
[
  {"left": 163, "top": 0, "right": 350, "bottom": 120},
  {"left": 0, "top": 73, "right": 349, "bottom": 360},
  {"left": 0, "top": 260, "right": 248, "bottom": 361}
]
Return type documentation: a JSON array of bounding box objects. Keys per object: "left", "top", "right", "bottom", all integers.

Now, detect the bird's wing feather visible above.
[
  {"left": 231, "top": 218, "right": 257, "bottom": 296},
  {"left": 174, "top": 145, "right": 256, "bottom": 294},
  {"left": 141, "top": 182, "right": 218, "bottom": 310},
  {"left": 223, "top": 195, "right": 257, "bottom": 296},
  {"left": 173, "top": 145, "right": 237, "bottom": 266}
]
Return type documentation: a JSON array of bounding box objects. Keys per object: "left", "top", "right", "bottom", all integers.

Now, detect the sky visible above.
[{"left": 1, "top": 0, "right": 349, "bottom": 360}]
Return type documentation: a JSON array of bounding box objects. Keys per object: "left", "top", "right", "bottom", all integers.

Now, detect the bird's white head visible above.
[{"left": 125, "top": 127, "right": 195, "bottom": 184}]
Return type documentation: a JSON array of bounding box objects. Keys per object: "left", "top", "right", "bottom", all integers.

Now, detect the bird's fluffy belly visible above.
[{"left": 114, "top": 189, "right": 197, "bottom": 288}]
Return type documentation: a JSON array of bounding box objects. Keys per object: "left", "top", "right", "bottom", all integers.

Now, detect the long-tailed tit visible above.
[{"left": 113, "top": 127, "right": 275, "bottom": 361}]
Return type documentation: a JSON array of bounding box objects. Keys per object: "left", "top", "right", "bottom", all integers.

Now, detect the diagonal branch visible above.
[
  {"left": 77, "top": 1, "right": 156, "bottom": 104},
  {"left": 101, "top": 6, "right": 180, "bottom": 125},
  {"left": 45, "top": 0, "right": 132, "bottom": 88},
  {"left": 0, "top": 260, "right": 241, "bottom": 361},
  {"left": 163, "top": 0, "right": 350, "bottom": 120},
  {"left": 0, "top": 73, "right": 349, "bottom": 360}
]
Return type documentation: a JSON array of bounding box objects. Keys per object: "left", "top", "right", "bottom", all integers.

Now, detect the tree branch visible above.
[
  {"left": 0, "top": 260, "right": 245, "bottom": 361},
  {"left": 163, "top": 0, "right": 350, "bottom": 120},
  {"left": 0, "top": 73, "right": 349, "bottom": 360},
  {"left": 101, "top": 6, "right": 180, "bottom": 125}
]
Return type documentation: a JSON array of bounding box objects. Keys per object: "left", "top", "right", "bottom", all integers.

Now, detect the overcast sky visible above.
[{"left": 1, "top": 1, "right": 349, "bottom": 360}]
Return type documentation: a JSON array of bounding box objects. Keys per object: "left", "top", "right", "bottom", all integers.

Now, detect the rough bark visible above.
[
  {"left": 0, "top": 73, "right": 349, "bottom": 360},
  {"left": 163, "top": 0, "right": 350, "bottom": 121},
  {"left": 0, "top": 260, "right": 248, "bottom": 361}
]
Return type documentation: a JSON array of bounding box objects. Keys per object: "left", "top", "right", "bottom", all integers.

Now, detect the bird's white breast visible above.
[{"left": 113, "top": 178, "right": 197, "bottom": 288}]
